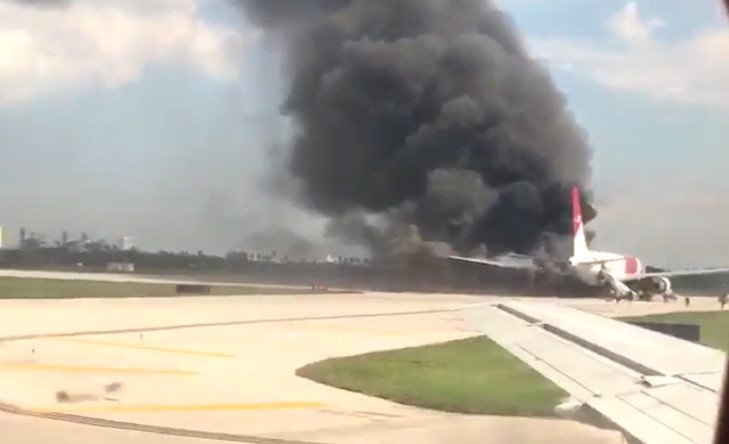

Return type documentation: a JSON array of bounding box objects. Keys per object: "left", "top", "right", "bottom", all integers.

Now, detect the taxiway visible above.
[{"left": 0, "top": 290, "right": 642, "bottom": 444}]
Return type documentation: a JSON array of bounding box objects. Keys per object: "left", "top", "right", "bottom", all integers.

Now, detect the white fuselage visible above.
[{"left": 570, "top": 250, "right": 644, "bottom": 286}]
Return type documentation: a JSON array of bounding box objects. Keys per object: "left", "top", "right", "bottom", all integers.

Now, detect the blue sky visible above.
[
  {"left": 502, "top": 0, "right": 729, "bottom": 267},
  {"left": 0, "top": 0, "right": 727, "bottom": 267}
]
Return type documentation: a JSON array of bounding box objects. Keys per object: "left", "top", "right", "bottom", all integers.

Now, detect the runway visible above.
[{"left": 0, "top": 288, "right": 643, "bottom": 444}]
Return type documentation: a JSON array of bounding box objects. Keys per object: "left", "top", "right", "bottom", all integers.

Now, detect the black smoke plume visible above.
[{"left": 236, "top": 0, "right": 595, "bottom": 258}]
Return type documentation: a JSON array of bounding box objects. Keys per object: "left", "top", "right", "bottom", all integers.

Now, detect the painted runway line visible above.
[
  {"left": 0, "top": 402, "right": 320, "bottom": 444},
  {"left": 296, "top": 322, "right": 405, "bottom": 335},
  {"left": 0, "top": 308, "right": 456, "bottom": 342},
  {"left": 48, "top": 337, "right": 235, "bottom": 358},
  {"left": 0, "top": 362, "right": 196, "bottom": 375},
  {"left": 36, "top": 402, "right": 325, "bottom": 414}
]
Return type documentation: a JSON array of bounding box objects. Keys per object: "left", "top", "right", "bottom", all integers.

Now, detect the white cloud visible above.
[
  {"left": 530, "top": 2, "right": 729, "bottom": 107},
  {"left": 0, "top": 0, "right": 246, "bottom": 105},
  {"left": 593, "top": 183, "right": 729, "bottom": 268},
  {"left": 606, "top": 1, "right": 665, "bottom": 44}
]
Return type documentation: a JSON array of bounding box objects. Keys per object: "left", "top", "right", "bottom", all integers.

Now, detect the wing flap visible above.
[
  {"left": 467, "top": 302, "right": 724, "bottom": 444},
  {"left": 624, "top": 267, "right": 729, "bottom": 281}
]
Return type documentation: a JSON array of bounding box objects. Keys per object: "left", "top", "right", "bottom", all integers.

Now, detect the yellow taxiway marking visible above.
[
  {"left": 48, "top": 337, "right": 235, "bottom": 359},
  {"left": 36, "top": 402, "right": 324, "bottom": 414},
  {"left": 0, "top": 362, "right": 196, "bottom": 375}
]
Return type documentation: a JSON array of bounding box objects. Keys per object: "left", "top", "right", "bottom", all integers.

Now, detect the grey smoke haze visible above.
[
  {"left": 5, "top": 0, "right": 70, "bottom": 6},
  {"left": 236, "top": 0, "right": 595, "bottom": 258}
]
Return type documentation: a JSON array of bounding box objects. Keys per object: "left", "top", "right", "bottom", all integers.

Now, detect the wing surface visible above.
[
  {"left": 465, "top": 301, "right": 724, "bottom": 444},
  {"left": 448, "top": 255, "right": 537, "bottom": 270},
  {"left": 624, "top": 267, "right": 729, "bottom": 281}
]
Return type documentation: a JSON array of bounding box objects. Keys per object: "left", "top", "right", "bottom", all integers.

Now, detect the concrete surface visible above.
[
  {"left": 0, "top": 412, "right": 229, "bottom": 444},
  {"left": 0, "top": 269, "right": 721, "bottom": 444},
  {"left": 0, "top": 290, "right": 637, "bottom": 444},
  {"left": 567, "top": 297, "right": 727, "bottom": 318}
]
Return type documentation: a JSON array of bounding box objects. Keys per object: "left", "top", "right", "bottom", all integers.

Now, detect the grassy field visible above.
[
  {"left": 297, "top": 336, "right": 566, "bottom": 417},
  {"left": 0, "top": 277, "right": 309, "bottom": 299},
  {"left": 621, "top": 310, "right": 729, "bottom": 352}
]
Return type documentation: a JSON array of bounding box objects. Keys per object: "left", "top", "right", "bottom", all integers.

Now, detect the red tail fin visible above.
[
  {"left": 571, "top": 186, "right": 590, "bottom": 259},
  {"left": 572, "top": 185, "right": 582, "bottom": 236}
]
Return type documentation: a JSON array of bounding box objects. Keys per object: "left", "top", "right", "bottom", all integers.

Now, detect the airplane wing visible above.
[
  {"left": 466, "top": 301, "right": 724, "bottom": 444},
  {"left": 447, "top": 254, "right": 537, "bottom": 270},
  {"left": 623, "top": 267, "right": 729, "bottom": 281}
]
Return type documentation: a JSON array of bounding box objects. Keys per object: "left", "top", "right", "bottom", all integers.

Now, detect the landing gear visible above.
[{"left": 608, "top": 288, "right": 637, "bottom": 303}]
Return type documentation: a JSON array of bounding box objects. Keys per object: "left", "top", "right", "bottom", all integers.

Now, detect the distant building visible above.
[
  {"left": 119, "top": 236, "right": 134, "bottom": 251},
  {"left": 65, "top": 240, "right": 86, "bottom": 253},
  {"left": 106, "top": 262, "right": 135, "bottom": 273},
  {"left": 22, "top": 232, "right": 45, "bottom": 250}
]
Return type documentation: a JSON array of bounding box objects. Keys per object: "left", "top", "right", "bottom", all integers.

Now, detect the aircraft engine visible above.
[
  {"left": 632, "top": 276, "right": 676, "bottom": 300},
  {"left": 651, "top": 276, "right": 672, "bottom": 294}
]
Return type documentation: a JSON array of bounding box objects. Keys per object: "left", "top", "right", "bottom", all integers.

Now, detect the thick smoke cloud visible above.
[{"left": 236, "top": 0, "right": 595, "bottom": 258}]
